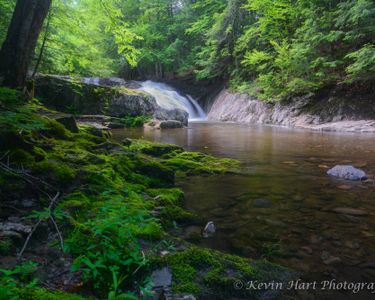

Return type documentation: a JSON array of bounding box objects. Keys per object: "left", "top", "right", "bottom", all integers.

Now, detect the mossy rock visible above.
[
  {"left": 31, "top": 160, "right": 76, "bottom": 186},
  {"left": 134, "top": 156, "right": 175, "bottom": 187},
  {"left": 41, "top": 117, "right": 70, "bottom": 139},
  {"left": 129, "top": 139, "right": 184, "bottom": 157},
  {"left": 159, "top": 247, "right": 295, "bottom": 300},
  {"left": 163, "top": 152, "right": 239, "bottom": 176},
  {"left": 9, "top": 149, "right": 35, "bottom": 165}
]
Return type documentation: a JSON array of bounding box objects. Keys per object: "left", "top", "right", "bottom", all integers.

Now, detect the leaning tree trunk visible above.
[{"left": 0, "top": 0, "right": 51, "bottom": 88}]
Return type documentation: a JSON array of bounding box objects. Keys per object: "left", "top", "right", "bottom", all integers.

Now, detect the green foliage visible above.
[
  {"left": 345, "top": 44, "right": 375, "bottom": 82},
  {"left": 0, "top": 262, "right": 38, "bottom": 300},
  {"left": 0, "top": 0, "right": 15, "bottom": 46},
  {"left": 119, "top": 115, "right": 151, "bottom": 128},
  {"left": 33, "top": 0, "right": 141, "bottom": 76},
  {"left": 68, "top": 193, "right": 160, "bottom": 296}
]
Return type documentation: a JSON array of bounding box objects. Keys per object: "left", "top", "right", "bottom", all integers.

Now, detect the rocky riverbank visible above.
[
  {"left": 207, "top": 88, "right": 375, "bottom": 133},
  {"left": 0, "top": 87, "right": 294, "bottom": 299}
]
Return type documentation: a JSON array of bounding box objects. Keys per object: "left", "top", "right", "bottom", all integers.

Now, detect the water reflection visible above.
[{"left": 113, "top": 122, "right": 375, "bottom": 299}]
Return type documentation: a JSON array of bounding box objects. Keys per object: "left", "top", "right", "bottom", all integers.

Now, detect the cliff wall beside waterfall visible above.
[{"left": 207, "top": 88, "right": 375, "bottom": 133}]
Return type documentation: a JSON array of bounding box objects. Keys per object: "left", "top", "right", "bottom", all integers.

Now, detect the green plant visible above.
[{"left": 0, "top": 262, "right": 38, "bottom": 300}]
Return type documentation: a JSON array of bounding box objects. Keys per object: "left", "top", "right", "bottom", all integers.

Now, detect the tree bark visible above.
[{"left": 0, "top": 0, "right": 52, "bottom": 88}]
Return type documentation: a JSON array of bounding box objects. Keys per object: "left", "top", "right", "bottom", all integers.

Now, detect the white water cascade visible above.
[{"left": 138, "top": 80, "right": 206, "bottom": 121}]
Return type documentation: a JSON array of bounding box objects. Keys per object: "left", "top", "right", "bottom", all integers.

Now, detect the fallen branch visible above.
[
  {"left": 50, "top": 215, "right": 64, "bottom": 251},
  {"left": 18, "top": 192, "right": 60, "bottom": 259}
]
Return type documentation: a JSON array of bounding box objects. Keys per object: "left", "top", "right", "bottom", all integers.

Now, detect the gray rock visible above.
[
  {"left": 327, "top": 165, "right": 367, "bottom": 181},
  {"left": 21, "top": 199, "right": 35, "bottom": 208},
  {"left": 151, "top": 267, "right": 172, "bottom": 288},
  {"left": 0, "top": 230, "right": 22, "bottom": 239},
  {"left": 0, "top": 222, "right": 32, "bottom": 234},
  {"left": 108, "top": 92, "right": 157, "bottom": 117},
  {"left": 203, "top": 221, "right": 216, "bottom": 238},
  {"left": 182, "top": 296, "right": 197, "bottom": 300},
  {"left": 160, "top": 120, "right": 183, "bottom": 129},
  {"left": 154, "top": 108, "right": 189, "bottom": 126}
]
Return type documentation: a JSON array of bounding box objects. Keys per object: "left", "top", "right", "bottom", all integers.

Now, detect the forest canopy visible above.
[{"left": 1, "top": 0, "right": 374, "bottom": 100}]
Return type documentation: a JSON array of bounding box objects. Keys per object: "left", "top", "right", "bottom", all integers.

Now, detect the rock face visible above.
[
  {"left": 327, "top": 165, "right": 367, "bottom": 181},
  {"left": 107, "top": 91, "right": 156, "bottom": 117},
  {"left": 35, "top": 75, "right": 188, "bottom": 125},
  {"left": 207, "top": 89, "right": 375, "bottom": 132}
]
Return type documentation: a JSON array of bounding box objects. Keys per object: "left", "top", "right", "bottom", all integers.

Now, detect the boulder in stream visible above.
[
  {"left": 327, "top": 165, "right": 367, "bottom": 181},
  {"left": 160, "top": 120, "right": 183, "bottom": 129}
]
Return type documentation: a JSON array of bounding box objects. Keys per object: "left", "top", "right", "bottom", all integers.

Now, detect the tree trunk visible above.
[{"left": 0, "top": 0, "right": 51, "bottom": 88}]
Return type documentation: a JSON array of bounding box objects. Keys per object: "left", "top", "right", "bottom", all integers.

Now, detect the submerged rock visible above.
[
  {"left": 327, "top": 165, "right": 367, "bottom": 181},
  {"left": 203, "top": 221, "right": 216, "bottom": 238}
]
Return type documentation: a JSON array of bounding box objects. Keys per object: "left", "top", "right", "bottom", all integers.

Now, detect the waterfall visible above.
[{"left": 138, "top": 80, "right": 206, "bottom": 121}]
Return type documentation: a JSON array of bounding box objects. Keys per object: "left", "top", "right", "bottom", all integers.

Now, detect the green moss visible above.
[
  {"left": 163, "top": 152, "right": 239, "bottom": 176},
  {"left": 133, "top": 156, "right": 175, "bottom": 187},
  {"left": 41, "top": 117, "right": 70, "bottom": 139},
  {"left": 31, "top": 160, "right": 76, "bottom": 186},
  {"left": 112, "top": 86, "right": 146, "bottom": 96},
  {"left": 116, "top": 115, "right": 151, "bottom": 128},
  {"left": 161, "top": 247, "right": 292, "bottom": 299},
  {"left": 147, "top": 188, "right": 184, "bottom": 206},
  {"left": 128, "top": 139, "right": 183, "bottom": 157},
  {"left": 9, "top": 149, "right": 35, "bottom": 164},
  {"left": 160, "top": 206, "right": 196, "bottom": 225},
  {"left": 20, "top": 288, "right": 90, "bottom": 300}
]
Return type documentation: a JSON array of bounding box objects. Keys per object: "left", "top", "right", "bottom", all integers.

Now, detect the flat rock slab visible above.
[{"left": 327, "top": 165, "right": 367, "bottom": 181}]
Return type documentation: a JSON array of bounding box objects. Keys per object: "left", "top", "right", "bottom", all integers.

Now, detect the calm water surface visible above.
[{"left": 113, "top": 122, "right": 375, "bottom": 299}]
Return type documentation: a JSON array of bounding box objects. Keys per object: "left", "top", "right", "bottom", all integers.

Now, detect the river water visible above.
[{"left": 113, "top": 121, "right": 375, "bottom": 299}]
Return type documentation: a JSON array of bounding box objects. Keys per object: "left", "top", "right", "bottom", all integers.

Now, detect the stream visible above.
[{"left": 113, "top": 82, "right": 375, "bottom": 299}]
